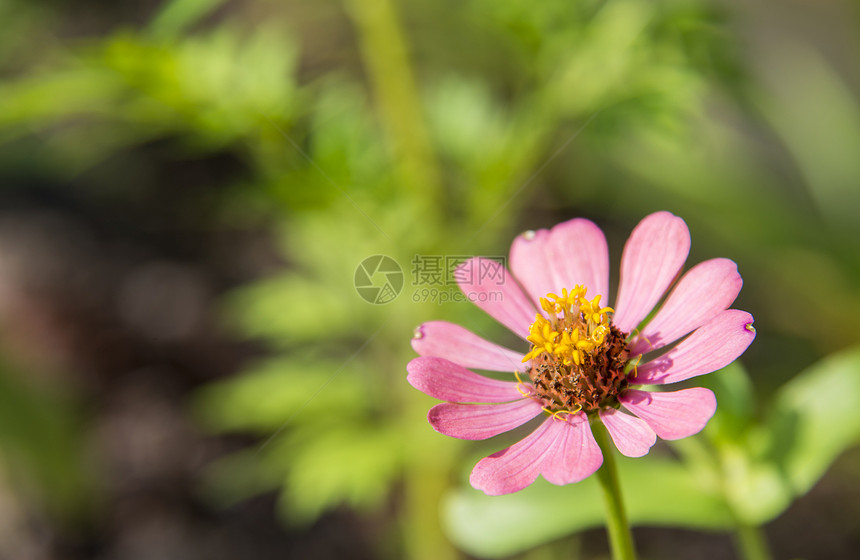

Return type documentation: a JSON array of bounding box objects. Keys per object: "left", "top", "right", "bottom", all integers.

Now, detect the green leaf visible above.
[
  {"left": 710, "top": 346, "right": 860, "bottom": 526},
  {"left": 765, "top": 345, "right": 860, "bottom": 497},
  {"left": 198, "top": 420, "right": 405, "bottom": 527},
  {"left": 700, "top": 362, "right": 756, "bottom": 443},
  {"left": 716, "top": 442, "right": 791, "bottom": 525},
  {"left": 0, "top": 361, "right": 95, "bottom": 519},
  {"left": 149, "top": 0, "right": 228, "bottom": 39},
  {"left": 760, "top": 50, "right": 860, "bottom": 232},
  {"left": 224, "top": 273, "right": 374, "bottom": 345},
  {"left": 279, "top": 423, "right": 404, "bottom": 525},
  {"left": 695, "top": 363, "right": 795, "bottom": 525},
  {"left": 442, "top": 454, "right": 733, "bottom": 558},
  {"left": 197, "top": 446, "right": 286, "bottom": 508},
  {"left": 191, "top": 356, "right": 372, "bottom": 433}
]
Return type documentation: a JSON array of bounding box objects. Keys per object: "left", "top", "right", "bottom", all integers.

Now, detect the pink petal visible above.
[
  {"left": 509, "top": 219, "right": 610, "bottom": 305},
  {"left": 470, "top": 417, "right": 560, "bottom": 494},
  {"left": 411, "top": 321, "right": 526, "bottom": 372},
  {"left": 599, "top": 408, "right": 656, "bottom": 457},
  {"left": 546, "top": 219, "right": 610, "bottom": 301},
  {"left": 407, "top": 357, "right": 524, "bottom": 403},
  {"left": 456, "top": 257, "right": 536, "bottom": 339},
  {"left": 542, "top": 413, "right": 604, "bottom": 485},
  {"left": 630, "top": 258, "right": 742, "bottom": 354},
  {"left": 429, "top": 399, "right": 544, "bottom": 440},
  {"left": 509, "top": 228, "right": 554, "bottom": 305},
  {"left": 613, "top": 212, "right": 691, "bottom": 333},
  {"left": 620, "top": 388, "right": 717, "bottom": 440},
  {"left": 632, "top": 310, "right": 756, "bottom": 385}
]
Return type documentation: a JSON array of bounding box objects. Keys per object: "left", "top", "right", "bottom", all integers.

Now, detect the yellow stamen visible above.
[
  {"left": 591, "top": 324, "right": 609, "bottom": 346},
  {"left": 539, "top": 297, "right": 556, "bottom": 314},
  {"left": 625, "top": 354, "right": 643, "bottom": 379},
  {"left": 523, "top": 287, "right": 614, "bottom": 367},
  {"left": 542, "top": 405, "right": 583, "bottom": 421},
  {"left": 514, "top": 370, "right": 532, "bottom": 397},
  {"left": 581, "top": 294, "right": 615, "bottom": 324}
]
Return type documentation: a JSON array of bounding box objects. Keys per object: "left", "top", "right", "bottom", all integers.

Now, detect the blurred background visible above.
[{"left": 0, "top": 0, "right": 859, "bottom": 558}]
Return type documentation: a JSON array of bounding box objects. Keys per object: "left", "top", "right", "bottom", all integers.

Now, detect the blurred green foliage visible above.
[
  {"left": 0, "top": 359, "right": 94, "bottom": 522},
  {"left": 447, "top": 349, "right": 860, "bottom": 557},
  {"left": 0, "top": 0, "right": 859, "bottom": 558}
]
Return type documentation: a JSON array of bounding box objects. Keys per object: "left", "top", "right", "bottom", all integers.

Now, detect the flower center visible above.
[{"left": 521, "top": 286, "right": 629, "bottom": 414}]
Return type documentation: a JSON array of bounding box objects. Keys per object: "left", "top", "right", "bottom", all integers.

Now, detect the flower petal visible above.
[
  {"left": 630, "top": 258, "right": 742, "bottom": 354},
  {"left": 546, "top": 218, "right": 610, "bottom": 301},
  {"left": 411, "top": 321, "right": 526, "bottom": 372},
  {"left": 510, "top": 219, "right": 610, "bottom": 305},
  {"left": 620, "top": 388, "right": 716, "bottom": 440},
  {"left": 407, "top": 357, "right": 524, "bottom": 403},
  {"left": 469, "top": 417, "right": 560, "bottom": 494},
  {"left": 430, "top": 399, "right": 544, "bottom": 440},
  {"left": 613, "top": 212, "right": 691, "bottom": 333},
  {"left": 599, "top": 408, "right": 656, "bottom": 457},
  {"left": 456, "top": 257, "right": 536, "bottom": 339},
  {"left": 509, "top": 228, "right": 554, "bottom": 305},
  {"left": 632, "top": 310, "right": 756, "bottom": 385},
  {"left": 542, "top": 413, "right": 603, "bottom": 485}
]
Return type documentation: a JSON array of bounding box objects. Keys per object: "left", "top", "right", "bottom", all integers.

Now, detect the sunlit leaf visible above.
[
  {"left": 279, "top": 424, "right": 404, "bottom": 524},
  {"left": 765, "top": 345, "right": 860, "bottom": 497},
  {"left": 700, "top": 362, "right": 756, "bottom": 442},
  {"left": 149, "top": 0, "right": 228, "bottom": 38},
  {"left": 192, "top": 356, "right": 374, "bottom": 433},
  {"left": 713, "top": 346, "right": 860, "bottom": 525},
  {"left": 224, "top": 273, "right": 374, "bottom": 345},
  {"left": 717, "top": 443, "right": 791, "bottom": 525},
  {"left": 443, "top": 453, "right": 733, "bottom": 558}
]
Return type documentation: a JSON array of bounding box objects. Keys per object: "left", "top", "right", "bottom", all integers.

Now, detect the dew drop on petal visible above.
[
  {"left": 523, "top": 230, "right": 536, "bottom": 241},
  {"left": 413, "top": 326, "right": 424, "bottom": 340}
]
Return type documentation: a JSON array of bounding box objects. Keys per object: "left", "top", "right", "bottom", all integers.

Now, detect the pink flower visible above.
[{"left": 407, "top": 212, "right": 756, "bottom": 495}]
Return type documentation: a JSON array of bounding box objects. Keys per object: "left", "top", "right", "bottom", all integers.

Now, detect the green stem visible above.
[
  {"left": 733, "top": 524, "right": 772, "bottom": 560},
  {"left": 343, "top": 0, "right": 443, "bottom": 220},
  {"left": 591, "top": 417, "right": 637, "bottom": 560},
  {"left": 396, "top": 359, "right": 458, "bottom": 560}
]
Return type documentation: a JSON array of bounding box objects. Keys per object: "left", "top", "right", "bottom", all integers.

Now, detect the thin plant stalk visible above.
[
  {"left": 343, "top": 0, "right": 443, "bottom": 221},
  {"left": 591, "top": 417, "right": 637, "bottom": 560},
  {"left": 734, "top": 523, "right": 772, "bottom": 560}
]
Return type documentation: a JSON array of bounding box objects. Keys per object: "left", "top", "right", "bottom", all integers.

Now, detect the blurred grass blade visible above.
[
  {"left": 150, "top": 0, "right": 228, "bottom": 38},
  {"left": 759, "top": 47, "right": 860, "bottom": 232}
]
